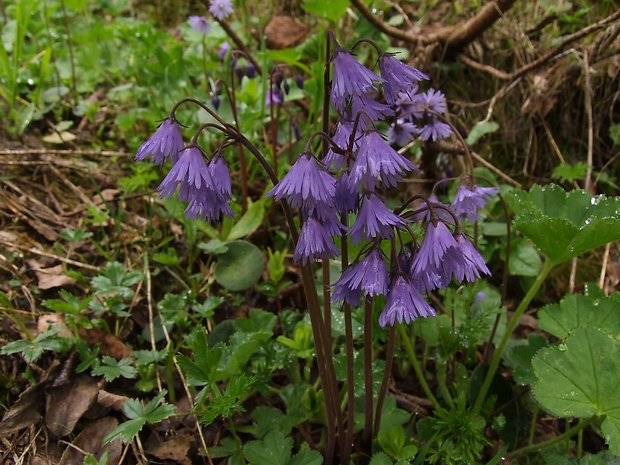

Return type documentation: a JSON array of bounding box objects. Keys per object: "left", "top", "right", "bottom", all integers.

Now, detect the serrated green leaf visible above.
[
  {"left": 538, "top": 293, "right": 620, "bottom": 340},
  {"left": 378, "top": 425, "right": 406, "bottom": 458},
  {"left": 288, "top": 447, "right": 323, "bottom": 465},
  {"left": 505, "top": 184, "right": 620, "bottom": 265},
  {"left": 369, "top": 452, "right": 393, "bottom": 465},
  {"left": 198, "top": 394, "right": 244, "bottom": 426},
  {"left": 532, "top": 328, "right": 620, "bottom": 455},
  {"left": 506, "top": 334, "right": 549, "bottom": 385},
  {"left": 551, "top": 162, "right": 589, "bottom": 183},
  {"left": 1, "top": 327, "right": 70, "bottom": 363},
  {"left": 252, "top": 405, "right": 303, "bottom": 438},
  {"left": 244, "top": 430, "right": 293, "bottom": 465},
  {"left": 92, "top": 262, "right": 143, "bottom": 300},
  {"left": 92, "top": 356, "right": 137, "bottom": 381},
  {"left": 102, "top": 418, "right": 145, "bottom": 444}
]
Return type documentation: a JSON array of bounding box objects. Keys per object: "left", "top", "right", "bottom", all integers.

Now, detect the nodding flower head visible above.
[
  {"left": 208, "top": 0, "right": 234, "bottom": 20},
  {"left": 294, "top": 216, "right": 340, "bottom": 265},
  {"left": 266, "top": 86, "right": 284, "bottom": 107},
  {"left": 188, "top": 15, "right": 211, "bottom": 35},
  {"left": 378, "top": 53, "right": 429, "bottom": 105},
  {"left": 135, "top": 117, "right": 185, "bottom": 166},
  {"left": 332, "top": 246, "right": 389, "bottom": 307},
  {"left": 349, "top": 94, "right": 394, "bottom": 124},
  {"left": 410, "top": 220, "right": 458, "bottom": 277},
  {"left": 379, "top": 274, "right": 435, "bottom": 327},
  {"left": 158, "top": 146, "right": 234, "bottom": 222},
  {"left": 330, "top": 48, "right": 384, "bottom": 112},
  {"left": 387, "top": 119, "right": 417, "bottom": 146},
  {"left": 349, "top": 192, "right": 406, "bottom": 244},
  {"left": 451, "top": 184, "right": 499, "bottom": 222},
  {"left": 348, "top": 130, "right": 417, "bottom": 192},
  {"left": 442, "top": 232, "right": 491, "bottom": 283},
  {"left": 266, "top": 152, "right": 336, "bottom": 211},
  {"left": 218, "top": 41, "right": 230, "bottom": 61}
]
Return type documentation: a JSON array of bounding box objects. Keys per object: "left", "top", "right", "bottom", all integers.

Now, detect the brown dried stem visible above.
[{"left": 349, "top": 0, "right": 515, "bottom": 54}]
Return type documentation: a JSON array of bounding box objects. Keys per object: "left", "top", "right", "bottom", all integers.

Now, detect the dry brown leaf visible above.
[
  {"left": 45, "top": 375, "right": 99, "bottom": 437},
  {"left": 93, "top": 188, "right": 120, "bottom": 205},
  {"left": 264, "top": 16, "right": 308, "bottom": 49},
  {"left": 146, "top": 435, "right": 193, "bottom": 465},
  {"left": 37, "top": 314, "right": 74, "bottom": 338},
  {"left": 42, "top": 131, "right": 77, "bottom": 144},
  {"left": 59, "top": 417, "right": 122, "bottom": 465},
  {"left": 28, "top": 261, "right": 76, "bottom": 290},
  {"left": 97, "top": 390, "right": 129, "bottom": 411},
  {"left": 0, "top": 382, "right": 47, "bottom": 434},
  {"left": 78, "top": 327, "right": 133, "bottom": 359}
]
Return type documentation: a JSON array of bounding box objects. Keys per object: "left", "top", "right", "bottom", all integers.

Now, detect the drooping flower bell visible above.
[
  {"left": 266, "top": 152, "right": 336, "bottom": 212},
  {"left": 350, "top": 193, "right": 406, "bottom": 244},
  {"left": 332, "top": 246, "right": 389, "bottom": 307},
  {"left": 294, "top": 216, "right": 341, "bottom": 265},
  {"left": 330, "top": 47, "right": 384, "bottom": 112},
  {"left": 158, "top": 146, "right": 233, "bottom": 222},
  {"left": 378, "top": 274, "right": 435, "bottom": 327},
  {"left": 135, "top": 117, "right": 185, "bottom": 166},
  {"left": 451, "top": 184, "right": 499, "bottom": 222},
  {"left": 378, "top": 53, "right": 429, "bottom": 105},
  {"left": 188, "top": 15, "right": 211, "bottom": 35},
  {"left": 348, "top": 130, "right": 417, "bottom": 192}
]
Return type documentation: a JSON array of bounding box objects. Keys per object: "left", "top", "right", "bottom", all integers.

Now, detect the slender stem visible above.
[
  {"left": 322, "top": 260, "right": 332, "bottom": 345},
  {"left": 363, "top": 298, "right": 374, "bottom": 445},
  {"left": 374, "top": 324, "right": 396, "bottom": 434},
  {"left": 528, "top": 403, "right": 539, "bottom": 445},
  {"left": 226, "top": 71, "right": 249, "bottom": 211},
  {"left": 59, "top": 0, "right": 77, "bottom": 104},
  {"left": 300, "top": 263, "right": 338, "bottom": 465},
  {"left": 396, "top": 324, "right": 439, "bottom": 409},
  {"left": 201, "top": 36, "right": 209, "bottom": 91},
  {"left": 577, "top": 421, "right": 584, "bottom": 458},
  {"left": 342, "top": 302, "right": 355, "bottom": 461},
  {"left": 506, "top": 416, "right": 597, "bottom": 459},
  {"left": 483, "top": 190, "right": 512, "bottom": 363},
  {"left": 473, "top": 259, "right": 554, "bottom": 414},
  {"left": 340, "top": 215, "right": 355, "bottom": 464},
  {"left": 228, "top": 417, "right": 247, "bottom": 465}
]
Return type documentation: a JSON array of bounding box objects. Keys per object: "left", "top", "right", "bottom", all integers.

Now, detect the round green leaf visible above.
[
  {"left": 532, "top": 328, "right": 620, "bottom": 455},
  {"left": 214, "top": 240, "right": 264, "bottom": 291}
]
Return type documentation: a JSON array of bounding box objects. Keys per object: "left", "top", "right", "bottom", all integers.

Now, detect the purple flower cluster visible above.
[
  {"left": 259, "top": 37, "right": 494, "bottom": 327},
  {"left": 134, "top": 118, "right": 234, "bottom": 222},
  {"left": 135, "top": 35, "right": 495, "bottom": 330}
]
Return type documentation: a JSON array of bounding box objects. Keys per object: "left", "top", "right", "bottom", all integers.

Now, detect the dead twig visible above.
[
  {"left": 459, "top": 8, "right": 620, "bottom": 81},
  {"left": 349, "top": 0, "right": 515, "bottom": 54},
  {"left": 0, "top": 238, "right": 100, "bottom": 271},
  {"left": 0, "top": 148, "right": 128, "bottom": 157}
]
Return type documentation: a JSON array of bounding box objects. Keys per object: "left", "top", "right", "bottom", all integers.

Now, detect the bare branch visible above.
[{"left": 349, "top": 0, "right": 515, "bottom": 53}]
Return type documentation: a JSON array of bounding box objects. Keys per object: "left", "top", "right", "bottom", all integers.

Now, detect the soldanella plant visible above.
[{"left": 135, "top": 30, "right": 499, "bottom": 463}]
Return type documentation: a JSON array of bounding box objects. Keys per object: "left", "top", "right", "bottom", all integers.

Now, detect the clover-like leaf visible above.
[
  {"left": 103, "top": 390, "right": 175, "bottom": 444},
  {"left": 532, "top": 328, "right": 620, "bottom": 455},
  {"left": 505, "top": 184, "right": 620, "bottom": 265},
  {"left": 538, "top": 293, "right": 620, "bottom": 340}
]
